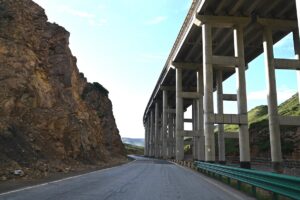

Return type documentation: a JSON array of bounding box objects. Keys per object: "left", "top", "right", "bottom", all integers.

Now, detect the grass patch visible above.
[{"left": 124, "top": 143, "right": 144, "bottom": 155}]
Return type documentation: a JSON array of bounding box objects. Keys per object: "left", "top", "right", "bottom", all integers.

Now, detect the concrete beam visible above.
[
  {"left": 184, "top": 118, "right": 193, "bottom": 123},
  {"left": 178, "top": 131, "right": 201, "bottom": 137},
  {"left": 179, "top": 92, "right": 201, "bottom": 99},
  {"left": 160, "top": 86, "right": 175, "bottom": 91},
  {"left": 172, "top": 62, "right": 202, "bottom": 70},
  {"left": 224, "top": 132, "right": 239, "bottom": 139},
  {"left": 166, "top": 109, "right": 176, "bottom": 114},
  {"left": 212, "top": 55, "right": 240, "bottom": 66},
  {"left": 195, "top": 15, "right": 250, "bottom": 28},
  {"left": 279, "top": 116, "right": 300, "bottom": 126},
  {"left": 274, "top": 59, "right": 300, "bottom": 70},
  {"left": 257, "top": 18, "right": 298, "bottom": 30},
  {"left": 222, "top": 94, "right": 237, "bottom": 101},
  {"left": 212, "top": 114, "right": 248, "bottom": 125}
]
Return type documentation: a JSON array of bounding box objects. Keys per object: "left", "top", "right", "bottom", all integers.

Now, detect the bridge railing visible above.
[{"left": 194, "top": 161, "right": 300, "bottom": 199}]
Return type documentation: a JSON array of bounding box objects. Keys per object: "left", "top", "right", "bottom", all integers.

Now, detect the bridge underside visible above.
[{"left": 144, "top": 0, "right": 300, "bottom": 172}]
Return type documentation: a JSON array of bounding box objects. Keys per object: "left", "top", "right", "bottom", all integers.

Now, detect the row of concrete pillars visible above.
[{"left": 144, "top": 13, "right": 300, "bottom": 171}]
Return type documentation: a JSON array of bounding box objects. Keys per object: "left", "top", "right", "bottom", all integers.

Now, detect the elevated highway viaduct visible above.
[{"left": 143, "top": 0, "right": 300, "bottom": 172}]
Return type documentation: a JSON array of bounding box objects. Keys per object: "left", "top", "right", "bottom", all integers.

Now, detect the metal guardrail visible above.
[{"left": 194, "top": 161, "right": 300, "bottom": 200}]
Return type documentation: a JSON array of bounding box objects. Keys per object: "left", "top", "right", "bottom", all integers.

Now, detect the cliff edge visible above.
[{"left": 0, "top": 0, "right": 126, "bottom": 180}]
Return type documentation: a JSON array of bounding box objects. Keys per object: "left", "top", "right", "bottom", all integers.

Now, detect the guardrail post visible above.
[
  {"left": 237, "top": 180, "right": 241, "bottom": 190},
  {"left": 251, "top": 186, "right": 256, "bottom": 197},
  {"left": 227, "top": 177, "right": 231, "bottom": 185},
  {"left": 272, "top": 193, "right": 279, "bottom": 200}
]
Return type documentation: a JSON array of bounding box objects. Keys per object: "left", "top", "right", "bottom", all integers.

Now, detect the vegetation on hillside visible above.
[
  {"left": 224, "top": 93, "right": 299, "bottom": 132},
  {"left": 222, "top": 93, "right": 300, "bottom": 158},
  {"left": 124, "top": 143, "right": 144, "bottom": 155}
]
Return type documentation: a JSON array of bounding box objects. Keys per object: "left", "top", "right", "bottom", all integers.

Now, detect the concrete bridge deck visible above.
[{"left": 143, "top": 0, "right": 300, "bottom": 172}]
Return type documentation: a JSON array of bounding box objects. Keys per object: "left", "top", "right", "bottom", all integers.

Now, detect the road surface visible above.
[{"left": 0, "top": 156, "right": 253, "bottom": 200}]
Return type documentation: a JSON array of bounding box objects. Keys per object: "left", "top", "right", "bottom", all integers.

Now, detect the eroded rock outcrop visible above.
[{"left": 0, "top": 0, "right": 125, "bottom": 179}]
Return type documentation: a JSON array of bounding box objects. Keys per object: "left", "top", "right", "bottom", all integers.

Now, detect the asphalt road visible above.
[{"left": 0, "top": 156, "right": 253, "bottom": 200}]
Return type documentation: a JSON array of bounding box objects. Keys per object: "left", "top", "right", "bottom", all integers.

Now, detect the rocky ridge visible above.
[{"left": 0, "top": 0, "right": 126, "bottom": 180}]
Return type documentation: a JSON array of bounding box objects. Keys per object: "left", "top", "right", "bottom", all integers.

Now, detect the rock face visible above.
[{"left": 0, "top": 0, "right": 125, "bottom": 179}]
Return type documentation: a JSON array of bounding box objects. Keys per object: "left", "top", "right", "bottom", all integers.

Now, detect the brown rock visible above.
[{"left": 0, "top": 0, "right": 126, "bottom": 180}]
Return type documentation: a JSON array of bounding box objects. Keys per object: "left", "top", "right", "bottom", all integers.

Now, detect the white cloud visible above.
[
  {"left": 145, "top": 16, "right": 167, "bottom": 25},
  {"left": 88, "top": 18, "right": 108, "bottom": 27},
  {"left": 57, "top": 5, "right": 107, "bottom": 28},
  {"left": 59, "top": 6, "right": 95, "bottom": 19}
]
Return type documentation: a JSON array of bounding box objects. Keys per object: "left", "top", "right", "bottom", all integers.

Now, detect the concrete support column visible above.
[
  {"left": 155, "top": 102, "right": 160, "bottom": 158},
  {"left": 170, "top": 114, "right": 176, "bottom": 158},
  {"left": 168, "top": 112, "right": 172, "bottom": 158},
  {"left": 296, "top": 2, "right": 300, "bottom": 102},
  {"left": 263, "top": 27, "right": 283, "bottom": 172},
  {"left": 216, "top": 71, "right": 225, "bottom": 164},
  {"left": 162, "top": 90, "right": 168, "bottom": 159},
  {"left": 159, "top": 114, "right": 163, "bottom": 158},
  {"left": 148, "top": 117, "right": 151, "bottom": 156},
  {"left": 144, "top": 123, "right": 146, "bottom": 156},
  {"left": 144, "top": 118, "right": 148, "bottom": 156},
  {"left": 197, "top": 70, "right": 205, "bottom": 161},
  {"left": 192, "top": 100, "right": 198, "bottom": 159},
  {"left": 234, "top": 25, "right": 251, "bottom": 169},
  {"left": 149, "top": 110, "right": 154, "bottom": 157},
  {"left": 293, "top": 30, "right": 300, "bottom": 103},
  {"left": 176, "top": 68, "right": 184, "bottom": 160},
  {"left": 202, "top": 23, "right": 215, "bottom": 162}
]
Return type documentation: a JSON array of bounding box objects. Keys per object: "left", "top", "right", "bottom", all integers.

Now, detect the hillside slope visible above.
[
  {"left": 0, "top": 0, "right": 125, "bottom": 180},
  {"left": 224, "top": 94, "right": 300, "bottom": 159}
]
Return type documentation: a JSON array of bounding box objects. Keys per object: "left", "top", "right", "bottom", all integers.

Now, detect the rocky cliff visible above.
[{"left": 0, "top": 0, "right": 125, "bottom": 180}]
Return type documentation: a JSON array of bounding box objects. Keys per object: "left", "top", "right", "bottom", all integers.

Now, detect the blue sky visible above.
[{"left": 33, "top": 0, "right": 298, "bottom": 138}]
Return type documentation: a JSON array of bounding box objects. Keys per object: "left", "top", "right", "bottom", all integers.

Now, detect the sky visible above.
[{"left": 33, "top": 0, "right": 298, "bottom": 138}]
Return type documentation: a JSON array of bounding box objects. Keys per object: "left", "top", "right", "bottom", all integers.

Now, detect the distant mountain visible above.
[{"left": 122, "top": 138, "right": 145, "bottom": 147}]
